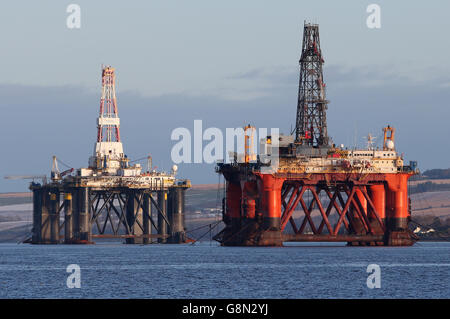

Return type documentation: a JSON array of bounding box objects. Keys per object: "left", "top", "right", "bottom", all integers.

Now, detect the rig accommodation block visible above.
[
  {"left": 30, "top": 66, "right": 190, "bottom": 244},
  {"left": 214, "top": 23, "right": 418, "bottom": 247}
]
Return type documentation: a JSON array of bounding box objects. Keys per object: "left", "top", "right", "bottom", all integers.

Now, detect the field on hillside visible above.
[{"left": 0, "top": 181, "right": 449, "bottom": 242}]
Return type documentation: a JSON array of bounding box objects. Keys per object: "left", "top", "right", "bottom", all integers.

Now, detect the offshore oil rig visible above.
[
  {"left": 29, "top": 66, "right": 190, "bottom": 244},
  {"left": 215, "top": 23, "right": 419, "bottom": 246}
]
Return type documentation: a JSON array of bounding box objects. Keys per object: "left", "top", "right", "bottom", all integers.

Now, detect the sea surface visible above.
[{"left": 0, "top": 241, "right": 449, "bottom": 299}]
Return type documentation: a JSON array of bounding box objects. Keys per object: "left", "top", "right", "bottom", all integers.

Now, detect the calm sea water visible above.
[{"left": 0, "top": 241, "right": 449, "bottom": 299}]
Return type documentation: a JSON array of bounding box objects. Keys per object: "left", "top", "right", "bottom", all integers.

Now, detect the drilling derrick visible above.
[
  {"left": 296, "top": 23, "right": 329, "bottom": 147},
  {"left": 89, "top": 66, "right": 127, "bottom": 174},
  {"left": 28, "top": 65, "right": 191, "bottom": 245},
  {"left": 215, "top": 22, "right": 419, "bottom": 247},
  {"left": 97, "top": 66, "right": 121, "bottom": 143}
]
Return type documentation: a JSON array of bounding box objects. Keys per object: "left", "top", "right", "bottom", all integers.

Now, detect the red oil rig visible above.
[{"left": 215, "top": 23, "right": 419, "bottom": 246}]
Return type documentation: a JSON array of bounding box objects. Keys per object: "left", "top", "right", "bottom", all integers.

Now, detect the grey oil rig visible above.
[{"left": 29, "top": 66, "right": 191, "bottom": 244}]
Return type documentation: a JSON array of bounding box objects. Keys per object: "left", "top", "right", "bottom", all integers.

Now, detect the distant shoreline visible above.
[
  {"left": 0, "top": 192, "right": 31, "bottom": 198},
  {"left": 0, "top": 184, "right": 224, "bottom": 196}
]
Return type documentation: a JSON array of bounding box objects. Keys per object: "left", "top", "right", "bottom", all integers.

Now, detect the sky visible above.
[{"left": 0, "top": 1, "right": 449, "bottom": 192}]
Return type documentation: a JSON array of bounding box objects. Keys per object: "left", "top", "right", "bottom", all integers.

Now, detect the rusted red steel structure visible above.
[
  {"left": 216, "top": 168, "right": 416, "bottom": 246},
  {"left": 214, "top": 22, "right": 417, "bottom": 246}
]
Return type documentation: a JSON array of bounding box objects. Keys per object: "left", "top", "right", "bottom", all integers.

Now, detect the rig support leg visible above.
[
  {"left": 126, "top": 190, "right": 143, "bottom": 244},
  {"left": 369, "top": 184, "right": 386, "bottom": 223},
  {"left": 32, "top": 188, "right": 43, "bottom": 244},
  {"left": 168, "top": 188, "right": 186, "bottom": 243},
  {"left": 126, "top": 191, "right": 135, "bottom": 244},
  {"left": 220, "top": 181, "right": 242, "bottom": 245},
  {"left": 64, "top": 192, "right": 73, "bottom": 244},
  {"left": 157, "top": 190, "right": 168, "bottom": 243},
  {"left": 386, "top": 175, "right": 413, "bottom": 246},
  {"left": 143, "top": 193, "right": 151, "bottom": 244},
  {"left": 368, "top": 184, "right": 386, "bottom": 245},
  {"left": 74, "top": 187, "right": 91, "bottom": 244},
  {"left": 258, "top": 174, "right": 284, "bottom": 246},
  {"left": 40, "top": 190, "right": 51, "bottom": 243},
  {"left": 49, "top": 190, "right": 60, "bottom": 244}
]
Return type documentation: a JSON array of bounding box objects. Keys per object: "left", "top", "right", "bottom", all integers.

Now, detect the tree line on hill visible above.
[
  {"left": 408, "top": 168, "right": 450, "bottom": 194},
  {"left": 420, "top": 168, "right": 450, "bottom": 179}
]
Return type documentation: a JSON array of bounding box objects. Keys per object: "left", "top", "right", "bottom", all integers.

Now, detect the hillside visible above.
[
  {"left": 420, "top": 168, "right": 450, "bottom": 179},
  {"left": 0, "top": 181, "right": 449, "bottom": 243}
]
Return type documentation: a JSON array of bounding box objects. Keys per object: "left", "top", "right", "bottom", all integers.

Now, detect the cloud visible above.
[{"left": 1, "top": 64, "right": 449, "bottom": 192}]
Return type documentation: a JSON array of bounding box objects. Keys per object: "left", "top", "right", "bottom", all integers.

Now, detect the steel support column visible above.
[{"left": 157, "top": 190, "right": 168, "bottom": 243}]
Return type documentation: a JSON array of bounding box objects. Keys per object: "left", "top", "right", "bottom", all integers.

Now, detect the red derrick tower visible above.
[
  {"left": 97, "top": 66, "right": 121, "bottom": 143},
  {"left": 89, "top": 65, "right": 126, "bottom": 172}
]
